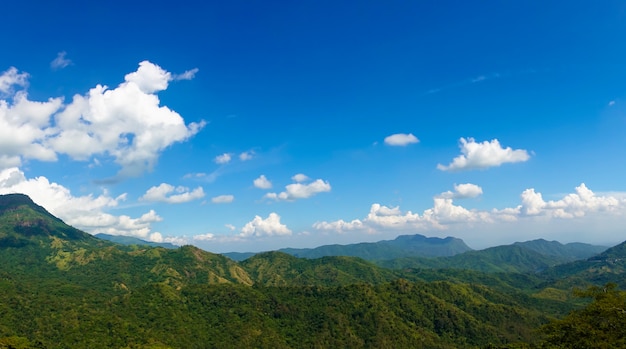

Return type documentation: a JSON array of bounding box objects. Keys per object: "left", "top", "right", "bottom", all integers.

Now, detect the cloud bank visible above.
[{"left": 313, "top": 183, "right": 626, "bottom": 244}]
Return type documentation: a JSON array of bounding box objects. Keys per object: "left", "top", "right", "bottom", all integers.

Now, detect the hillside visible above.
[
  {"left": 540, "top": 240, "right": 626, "bottom": 289},
  {"left": 0, "top": 193, "right": 619, "bottom": 348}
]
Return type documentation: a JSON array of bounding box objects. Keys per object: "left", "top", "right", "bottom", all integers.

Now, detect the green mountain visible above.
[
  {"left": 540, "top": 239, "right": 626, "bottom": 289},
  {"left": 0, "top": 193, "right": 618, "bottom": 348},
  {"left": 240, "top": 251, "right": 400, "bottom": 286},
  {"left": 281, "top": 234, "right": 472, "bottom": 259},
  {"left": 513, "top": 239, "right": 607, "bottom": 261},
  {"left": 224, "top": 233, "right": 472, "bottom": 261},
  {"left": 377, "top": 238, "right": 609, "bottom": 274},
  {"left": 379, "top": 244, "right": 569, "bottom": 273},
  {"left": 95, "top": 233, "right": 177, "bottom": 249},
  {"left": 0, "top": 193, "right": 98, "bottom": 247}
]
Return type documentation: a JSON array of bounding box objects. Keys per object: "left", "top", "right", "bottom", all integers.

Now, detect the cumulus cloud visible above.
[
  {"left": 265, "top": 175, "right": 331, "bottom": 201},
  {"left": 519, "top": 183, "right": 621, "bottom": 218},
  {"left": 140, "top": 183, "right": 205, "bottom": 203},
  {"left": 253, "top": 175, "right": 272, "bottom": 189},
  {"left": 211, "top": 195, "right": 234, "bottom": 204},
  {"left": 240, "top": 212, "right": 292, "bottom": 237},
  {"left": 314, "top": 183, "right": 626, "bottom": 236},
  {"left": 0, "top": 167, "right": 165, "bottom": 239},
  {"left": 439, "top": 183, "right": 483, "bottom": 199},
  {"left": 437, "top": 138, "right": 530, "bottom": 171},
  {"left": 50, "top": 51, "right": 72, "bottom": 70},
  {"left": 384, "top": 133, "right": 419, "bottom": 146},
  {"left": 0, "top": 61, "right": 205, "bottom": 176},
  {"left": 214, "top": 153, "right": 232, "bottom": 164}
]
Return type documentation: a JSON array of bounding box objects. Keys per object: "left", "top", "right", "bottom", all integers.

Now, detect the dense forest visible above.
[{"left": 1, "top": 193, "right": 625, "bottom": 348}]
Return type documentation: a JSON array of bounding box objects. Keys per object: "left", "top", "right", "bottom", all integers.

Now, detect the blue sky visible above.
[{"left": 1, "top": 1, "right": 626, "bottom": 252}]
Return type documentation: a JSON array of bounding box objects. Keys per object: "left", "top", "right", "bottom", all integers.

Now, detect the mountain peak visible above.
[
  {"left": 0, "top": 193, "right": 95, "bottom": 245},
  {"left": 0, "top": 193, "right": 43, "bottom": 213}
]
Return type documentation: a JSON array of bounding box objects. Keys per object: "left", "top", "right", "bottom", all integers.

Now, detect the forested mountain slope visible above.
[{"left": 0, "top": 193, "right": 622, "bottom": 348}]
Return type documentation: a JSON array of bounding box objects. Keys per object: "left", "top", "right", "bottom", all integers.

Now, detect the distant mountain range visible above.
[
  {"left": 95, "top": 233, "right": 177, "bottom": 249},
  {"left": 0, "top": 193, "right": 622, "bottom": 348},
  {"left": 224, "top": 234, "right": 473, "bottom": 261},
  {"left": 375, "top": 239, "right": 607, "bottom": 273}
]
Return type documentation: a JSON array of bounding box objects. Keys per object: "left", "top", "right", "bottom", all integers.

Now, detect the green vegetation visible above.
[
  {"left": 541, "top": 283, "right": 626, "bottom": 348},
  {"left": 0, "top": 194, "right": 625, "bottom": 348}
]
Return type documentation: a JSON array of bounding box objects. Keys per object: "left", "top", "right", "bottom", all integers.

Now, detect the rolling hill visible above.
[{"left": 0, "top": 193, "right": 619, "bottom": 348}]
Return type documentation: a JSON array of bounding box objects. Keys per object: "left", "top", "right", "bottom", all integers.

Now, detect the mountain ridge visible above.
[
  {"left": 224, "top": 233, "right": 473, "bottom": 261},
  {"left": 0, "top": 193, "right": 621, "bottom": 348}
]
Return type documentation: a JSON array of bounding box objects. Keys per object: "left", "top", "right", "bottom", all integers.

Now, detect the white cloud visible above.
[
  {"left": 214, "top": 153, "right": 232, "bottom": 164},
  {"left": 211, "top": 195, "right": 234, "bottom": 204},
  {"left": 0, "top": 67, "right": 29, "bottom": 95},
  {"left": 0, "top": 167, "right": 166, "bottom": 239},
  {"left": 50, "top": 51, "right": 72, "bottom": 70},
  {"left": 520, "top": 183, "right": 621, "bottom": 219},
  {"left": 0, "top": 61, "right": 205, "bottom": 176},
  {"left": 265, "top": 178, "right": 331, "bottom": 201},
  {"left": 239, "top": 150, "right": 254, "bottom": 161},
  {"left": 314, "top": 183, "right": 626, "bottom": 241},
  {"left": 140, "top": 183, "right": 205, "bottom": 204},
  {"left": 123, "top": 60, "right": 171, "bottom": 94},
  {"left": 291, "top": 173, "right": 309, "bottom": 183},
  {"left": 439, "top": 183, "right": 483, "bottom": 199},
  {"left": 172, "top": 68, "right": 199, "bottom": 81},
  {"left": 437, "top": 138, "right": 530, "bottom": 171},
  {"left": 384, "top": 133, "right": 419, "bottom": 146},
  {"left": 240, "top": 212, "right": 292, "bottom": 237},
  {"left": 608, "top": 100, "right": 616, "bottom": 106},
  {"left": 253, "top": 175, "right": 272, "bottom": 189},
  {"left": 225, "top": 224, "right": 236, "bottom": 231},
  {"left": 192, "top": 233, "right": 215, "bottom": 241},
  {"left": 0, "top": 92, "right": 63, "bottom": 165}
]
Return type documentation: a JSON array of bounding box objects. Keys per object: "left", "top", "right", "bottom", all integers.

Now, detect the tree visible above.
[{"left": 542, "top": 283, "right": 626, "bottom": 348}]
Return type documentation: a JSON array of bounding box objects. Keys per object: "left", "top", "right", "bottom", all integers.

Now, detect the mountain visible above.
[
  {"left": 513, "top": 239, "right": 607, "bottom": 261},
  {"left": 95, "top": 233, "right": 177, "bottom": 249},
  {"left": 281, "top": 234, "right": 472, "bottom": 259},
  {"left": 379, "top": 244, "right": 570, "bottom": 273},
  {"left": 240, "top": 251, "right": 400, "bottom": 286},
  {"left": 223, "top": 233, "right": 472, "bottom": 261},
  {"left": 0, "top": 193, "right": 617, "bottom": 348},
  {"left": 0, "top": 193, "right": 98, "bottom": 247},
  {"left": 378, "top": 239, "right": 608, "bottom": 274},
  {"left": 540, "top": 240, "right": 626, "bottom": 289}
]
